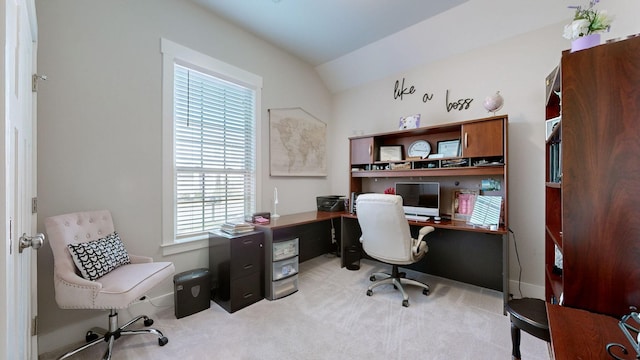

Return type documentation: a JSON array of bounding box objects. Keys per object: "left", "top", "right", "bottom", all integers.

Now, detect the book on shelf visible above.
[{"left": 549, "top": 142, "right": 562, "bottom": 183}]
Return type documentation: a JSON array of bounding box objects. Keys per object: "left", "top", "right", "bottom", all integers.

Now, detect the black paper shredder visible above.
[{"left": 174, "top": 268, "right": 211, "bottom": 319}]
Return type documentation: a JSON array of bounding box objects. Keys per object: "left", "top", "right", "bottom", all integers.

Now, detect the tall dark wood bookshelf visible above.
[{"left": 544, "top": 35, "right": 640, "bottom": 319}]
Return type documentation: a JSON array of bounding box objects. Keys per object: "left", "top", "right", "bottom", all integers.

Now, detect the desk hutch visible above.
[
  {"left": 348, "top": 114, "right": 509, "bottom": 231},
  {"left": 544, "top": 35, "right": 640, "bottom": 358},
  {"left": 346, "top": 115, "right": 510, "bottom": 306}
]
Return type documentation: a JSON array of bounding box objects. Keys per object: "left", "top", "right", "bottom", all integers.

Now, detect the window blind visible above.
[{"left": 174, "top": 64, "right": 256, "bottom": 237}]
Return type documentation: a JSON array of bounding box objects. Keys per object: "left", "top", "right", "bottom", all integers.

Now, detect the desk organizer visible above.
[{"left": 271, "top": 237, "right": 299, "bottom": 299}]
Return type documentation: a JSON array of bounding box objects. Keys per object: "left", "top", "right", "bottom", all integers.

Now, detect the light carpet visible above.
[{"left": 41, "top": 255, "right": 550, "bottom": 360}]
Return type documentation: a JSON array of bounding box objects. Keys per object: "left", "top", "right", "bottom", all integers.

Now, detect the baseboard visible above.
[
  {"left": 508, "top": 279, "right": 545, "bottom": 300},
  {"left": 38, "top": 291, "right": 175, "bottom": 356}
]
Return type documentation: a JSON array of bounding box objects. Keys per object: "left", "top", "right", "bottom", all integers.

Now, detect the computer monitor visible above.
[{"left": 394, "top": 181, "right": 440, "bottom": 217}]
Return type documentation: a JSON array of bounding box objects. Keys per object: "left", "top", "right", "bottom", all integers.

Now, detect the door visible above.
[{"left": 1, "top": 1, "right": 40, "bottom": 359}]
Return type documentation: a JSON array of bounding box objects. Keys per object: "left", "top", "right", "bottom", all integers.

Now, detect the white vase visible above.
[{"left": 571, "top": 33, "right": 601, "bottom": 52}]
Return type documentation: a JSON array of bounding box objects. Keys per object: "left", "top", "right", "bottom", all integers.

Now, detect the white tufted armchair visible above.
[{"left": 44, "top": 210, "right": 175, "bottom": 360}]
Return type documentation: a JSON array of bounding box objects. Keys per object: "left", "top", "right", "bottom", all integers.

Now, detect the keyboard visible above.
[{"left": 405, "top": 214, "right": 429, "bottom": 222}]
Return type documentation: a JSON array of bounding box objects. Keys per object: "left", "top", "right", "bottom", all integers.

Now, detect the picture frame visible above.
[
  {"left": 452, "top": 189, "right": 480, "bottom": 221},
  {"left": 398, "top": 114, "right": 420, "bottom": 130},
  {"left": 379, "top": 145, "right": 403, "bottom": 161},
  {"left": 437, "top": 139, "right": 461, "bottom": 158}
]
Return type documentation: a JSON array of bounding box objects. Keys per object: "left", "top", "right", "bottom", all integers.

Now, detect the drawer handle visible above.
[
  {"left": 242, "top": 239, "right": 254, "bottom": 245},
  {"left": 243, "top": 264, "right": 254, "bottom": 270},
  {"left": 243, "top": 292, "right": 254, "bottom": 299}
]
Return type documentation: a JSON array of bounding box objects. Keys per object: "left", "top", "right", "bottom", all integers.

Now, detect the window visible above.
[{"left": 161, "top": 39, "right": 262, "bottom": 252}]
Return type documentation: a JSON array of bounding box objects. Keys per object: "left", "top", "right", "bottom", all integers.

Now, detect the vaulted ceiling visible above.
[{"left": 189, "top": 0, "right": 571, "bottom": 92}]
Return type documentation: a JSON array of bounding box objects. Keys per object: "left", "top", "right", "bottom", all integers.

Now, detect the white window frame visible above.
[{"left": 160, "top": 39, "right": 263, "bottom": 255}]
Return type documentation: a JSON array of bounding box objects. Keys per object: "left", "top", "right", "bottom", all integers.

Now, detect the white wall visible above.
[
  {"left": 329, "top": 0, "right": 640, "bottom": 299},
  {"left": 35, "top": 0, "right": 332, "bottom": 354}
]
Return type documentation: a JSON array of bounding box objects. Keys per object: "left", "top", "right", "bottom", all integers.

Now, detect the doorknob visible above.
[{"left": 19, "top": 233, "right": 45, "bottom": 253}]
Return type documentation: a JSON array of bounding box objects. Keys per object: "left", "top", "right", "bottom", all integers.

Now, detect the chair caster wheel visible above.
[
  {"left": 369, "top": 276, "right": 376, "bottom": 281},
  {"left": 144, "top": 318, "right": 154, "bottom": 327},
  {"left": 423, "top": 289, "right": 430, "bottom": 296},
  {"left": 402, "top": 300, "right": 409, "bottom": 307},
  {"left": 158, "top": 337, "right": 168, "bottom": 346},
  {"left": 85, "top": 331, "right": 99, "bottom": 342},
  {"left": 366, "top": 289, "right": 373, "bottom": 296}
]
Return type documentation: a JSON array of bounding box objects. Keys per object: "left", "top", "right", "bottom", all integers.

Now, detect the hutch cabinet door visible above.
[
  {"left": 350, "top": 137, "right": 374, "bottom": 165},
  {"left": 461, "top": 118, "right": 504, "bottom": 158}
]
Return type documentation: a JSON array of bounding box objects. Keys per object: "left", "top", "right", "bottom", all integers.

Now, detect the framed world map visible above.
[{"left": 269, "top": 107, "right": 327, "bottom": 177}]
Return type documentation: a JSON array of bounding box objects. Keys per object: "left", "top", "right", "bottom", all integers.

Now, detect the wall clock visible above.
[{"left": 407, "top": 140, "right": 431, "bottom": 158}]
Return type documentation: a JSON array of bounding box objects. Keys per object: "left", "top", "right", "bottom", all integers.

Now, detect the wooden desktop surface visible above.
[
  {"left": 546, "top": 303, "right": 633, "bottom": 359},
  {"left": 256, "top": 210, "right": 507, "bottom": 307},
  {"left": 256, "top": 211, "right": 344, "bottom": 230},
  {"left": 342, "top": 213, "right": 507, "bottom": 235},
  {"left": 257, "top": 210, "right": 507, "bottom": 235}
]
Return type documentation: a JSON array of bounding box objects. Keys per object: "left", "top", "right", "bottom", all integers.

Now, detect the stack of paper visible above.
[{"left": 220, "top": 221, "right": 255, "bottom": 235}]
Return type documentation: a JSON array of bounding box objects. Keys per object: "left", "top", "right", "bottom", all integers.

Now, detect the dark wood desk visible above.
[
  {"left": 256, "top": 211, "right": 508, "bottom": 308},
  {"left": 547, "top": 303, "right": 633, "bottom": 359},
  {"left": 341, "top": 213, "right": 508, "bottom": 309},
  {"left": 255, "top": 211, "right": 344, "bottom": 300}
]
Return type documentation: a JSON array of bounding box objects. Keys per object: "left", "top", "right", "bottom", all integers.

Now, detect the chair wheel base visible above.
[
  {"left": 159, "top": 337, "right": 169, "bottom": 346},
  {"left": 402, "top": 300, "right": 409, "bottom": 307},
  {"left": 144, "top": 318, "right": 154, "bottom": 327},
  {"left": 369, "top": 275, "right": 376, "bottom": 281},
  {"left": 423, "top": 288, "right": 430, "bottom": 296},
  {"left": 366, "top": 289, "right": 373, "bottom": 296},
  {"left": 85, "top": 331, "right": 99, "bottom": 343}
]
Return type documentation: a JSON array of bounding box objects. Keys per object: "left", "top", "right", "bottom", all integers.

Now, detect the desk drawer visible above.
[
  {"left": 272, "top": 256, "right": 298, "bottom": 280},
  {"left": 272, "top": 274, "right": 298, "bottom": 299},
  {"left": 228, "top": 272, "right": 263, "bottom": 312},
  {"left": 273, "top": 238, "right": 299, "bottom": 261},
  {"left": 230, "top": 237, "right": 262, "bottom": 279}
]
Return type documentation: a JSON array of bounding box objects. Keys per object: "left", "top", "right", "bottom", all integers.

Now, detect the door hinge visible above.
[
  {"left": 32, "top": 197, "right": 37, "bottom": 214},
  {"left": 32, "top": 74, "right": 47, "bottom": 92},
  {"left": 32, "top": 316, "right": 38, "bottom": 336}
]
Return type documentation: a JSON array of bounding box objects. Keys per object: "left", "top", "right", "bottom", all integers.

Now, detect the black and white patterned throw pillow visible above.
[{"left": 67, "top": 232, "right": 131, "bottom": 281}]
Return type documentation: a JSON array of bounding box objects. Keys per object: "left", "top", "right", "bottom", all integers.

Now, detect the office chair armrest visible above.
[
  {"left": 129, "top": 254, "right": 153, "bottom": 264},
  {"left": 54, "top": 270, "right": 104, "bottom": 308},
  {"left": 56, "top": 268, "right": 101, "bottom": 289},
  {"left": 417, "top": 226, "right": 435, "bottom": 242}
]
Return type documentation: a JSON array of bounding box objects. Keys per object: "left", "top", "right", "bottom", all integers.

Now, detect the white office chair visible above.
[
  {"left": 356, "top": 193, "right": 434, "bottom": 307},
  {"left": 44, "top": 210, "right": 175, "bottom": 360}
]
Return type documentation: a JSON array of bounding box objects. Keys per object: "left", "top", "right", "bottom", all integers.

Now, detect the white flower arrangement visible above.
[{"left": 562, "top": 0, "right": 613, "bottom": 40}]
